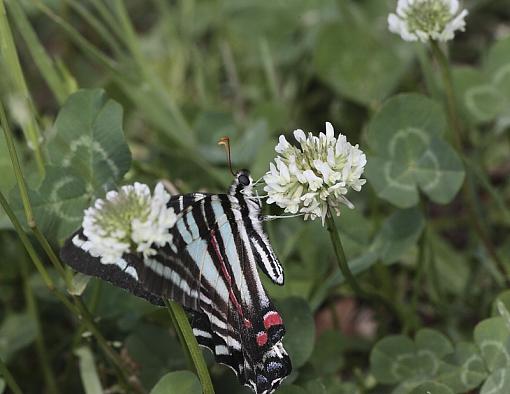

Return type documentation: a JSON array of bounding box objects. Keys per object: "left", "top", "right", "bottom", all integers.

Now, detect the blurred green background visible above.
[{"left": 1, "top": 0, "right": 510, "bottom": 393}]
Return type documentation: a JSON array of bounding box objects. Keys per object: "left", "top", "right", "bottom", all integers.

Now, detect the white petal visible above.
[
  {"left": 275, "top": 135, "right": 290, "bottom": 153},
  {"left": 325, "top": 122, "right": 334, "bottom": 139},
  {"left": 293, "top": 129, "right": 306, "bottom": 142}
]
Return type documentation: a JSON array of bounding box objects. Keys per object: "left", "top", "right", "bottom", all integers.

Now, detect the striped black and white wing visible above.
[{"left": 61, "top": 192, "right": 291, "bottom": 393}]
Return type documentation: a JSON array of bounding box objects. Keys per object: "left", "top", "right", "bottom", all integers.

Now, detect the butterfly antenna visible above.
[{"left": 218, "top": 136, "right": 236, "bottom": 177}]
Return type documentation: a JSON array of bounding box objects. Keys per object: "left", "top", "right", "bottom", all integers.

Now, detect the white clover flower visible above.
[
  {"left": 263, "top": 122, "right": 367, "bottom": 223},
  {"left": 388, "top": 0, "right": 468, "bottom": 43},
  {"left": 80, "top": 182, "right": 176, "bottom": 264}
]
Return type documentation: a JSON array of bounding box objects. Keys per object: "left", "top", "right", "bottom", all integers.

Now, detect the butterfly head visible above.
[{"left": 230, "top": 169, "right": 255, "bottom": 197}]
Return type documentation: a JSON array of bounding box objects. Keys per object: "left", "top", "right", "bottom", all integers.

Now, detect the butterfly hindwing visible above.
[{"left": 61, "top": 230, "right": 163, "bottom": 306}]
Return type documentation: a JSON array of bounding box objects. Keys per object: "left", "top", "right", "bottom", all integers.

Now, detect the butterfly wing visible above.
[
  {"left": 61, "top": 192, "right": 291, "bottom": 393},
  {"left": 61, "top": 228, "right": 164, "bottom": 306}
]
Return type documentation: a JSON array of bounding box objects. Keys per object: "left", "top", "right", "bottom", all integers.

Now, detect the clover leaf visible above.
[
  {"left": 473, "top": 317, "right": 510, "bottom": 394},
  {"left": 366, "top": 94, "right": 465, "bottom": 208},
  {"left": 11, "top": 89, "right": 131, "bottom": 242},
  {"left": 47, "top": 88, "right": 131, "bottom": 190},
  {"left": 463, "top": 36, "right": 510, "bottom": 125},
  {"left": 410, "top": 381, "right": 454, "bottom": 394},
  {"left": 150, "top": 371, "right": 201, "bottom": 394},
  {"left": 371, "top": 329, "right": 453, "bottom": 386}
]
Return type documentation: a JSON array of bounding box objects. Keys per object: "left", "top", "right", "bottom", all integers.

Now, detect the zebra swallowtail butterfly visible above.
[{"left": 60, "top": 169, "right": 291, "bottom": 394}]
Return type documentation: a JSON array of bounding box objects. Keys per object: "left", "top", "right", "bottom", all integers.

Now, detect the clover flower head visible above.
[
  {"left": 79, "top": 182, "right": 176, "bottom": 264},
  {"left": 388, "top": 0, "right": 468, "bottom": 43},
  {"left": 263, "top": 122, "right": 367, "bottom": 224}
]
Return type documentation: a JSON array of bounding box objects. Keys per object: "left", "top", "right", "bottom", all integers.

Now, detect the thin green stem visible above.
[
  {"left": 164, "top": 300, "right": 215, "bottom": 394},
  {"left": 430, "top": 41, "right": 463, "bottom": 150},
  {"left": 325, "top": 210, "right": 366, "bottom": 298},
  {"left": 0, "top": 357, "right": 23, "bottom": 394},
  {"left": 20, "top": 257, "right": 60, "bottom": 394},
  {"left": 430, "top": 41, "right": 508, "bottom": 284},
  {"left": 325, "top": 207, "right": 402, "bottom": 324},
  {"left": 411, "top": 228, "right": 427, "bottom": 314}
]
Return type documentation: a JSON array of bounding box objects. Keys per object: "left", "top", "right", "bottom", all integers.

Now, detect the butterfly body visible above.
[{"left": 61, "top": 170, "right": 291, "bottom": 394}]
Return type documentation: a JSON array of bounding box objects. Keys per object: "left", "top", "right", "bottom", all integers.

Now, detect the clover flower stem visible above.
[
  {"left": 325, "top": 209, "right": 365, "bottom": 297},
  {"left": 430, "top": 41, "right": 509, "bottom": 284},
  {"left": 0, "top": 356, "right": 23, "bottom": 394},
  {"left": 165, "top": 299, "right": 216, "bottom": 394},
  {"left": 20, "top": 255, "right": 60, "bottom": 394},
  {"left": 325, "top": 206, "right": 403, "bottom": 324},
  {"left": 430, "top": 41, "right": 463, "bottom": 150}
]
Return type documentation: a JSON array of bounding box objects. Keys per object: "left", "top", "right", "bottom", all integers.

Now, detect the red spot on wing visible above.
[
  {"left": 256, "top": 331, "right": 268, "bottom": 346},
  {"left": 263, "top": 311, "right": 283, "bottom": 329}
]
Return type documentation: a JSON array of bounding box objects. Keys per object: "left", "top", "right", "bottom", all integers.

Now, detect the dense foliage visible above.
[{"left": 0, "top": 0, "right": 509, "bottom": 393}]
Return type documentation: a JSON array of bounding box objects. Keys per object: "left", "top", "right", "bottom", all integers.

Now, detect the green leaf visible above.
[
  {"left": 12, "top": 89, "right": 132, "bottom": 242},
  {"left": 427, "top": 232, "right": 470, "bottom": 295},
  {"left": 150, "top": 371, "right": 201, "bottom": 394},
  {"left": 48, "top": 88, "right": 131, "bottom": 189},
  {"left": 74, "top": 346, "right": 103, "bottom": 394},
  {"left": 485, "top": 36, "right": 510, "bottom": 75},
  {"left": 278, "top": 297, "right": 315, "bottom": 368},
  {"left": 415, "top": 329, "right": 454, "bottom": 360},
  {"left": 313, "top": 21, "right": 412, "bottom": 106},
  {"left": 309, "top": 331, "right": 346, "bottom": 375},
  {"left": 480, "top": 367, "right": 510, "bottom": 394},
  {"left": 474, "top": 317, "right": 510, "bottom": 372},
  {"left": 437, "top": 342, "right": 487, "bottom": 392},
  {"left": 370, "top": 329, "right": 453, "bottom": 385},
  {"left": 371, "top": 335, "right": 416, "bottom": 384},
  {"left": 68, "top": 273, "right": 91, "bottom": 296},
  {"left": 22, "top": 166, "right": 91, "bottom": 242},
  {"left": 274, "top": 385, "right": 307, "bottom": 394},
  {"left": 366, "top": 94, "right": 464, "bottom": 207},
  {"left": 465, "top": 84, "right": 506, "bottom": 122},
  {"left": 372, "top": 207, "right": 425, "bottom": 264},
  {"left": 409, "top": 381, "right": 454, "bottom": 394},
  {"left": 126, "top": 323, "right": 187, "bottom": 388},
  {"left": 462, "top": 37, "right": 510, "bottom": 124},
  {"left": 493, "top": 290, "right": 510, "bottom": 318},
  {"left": 0, "top": 313, "right": 37, "bottom": 362},
  {"left": 0, "top": 378, "right": 5, "bottom": 394}
]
